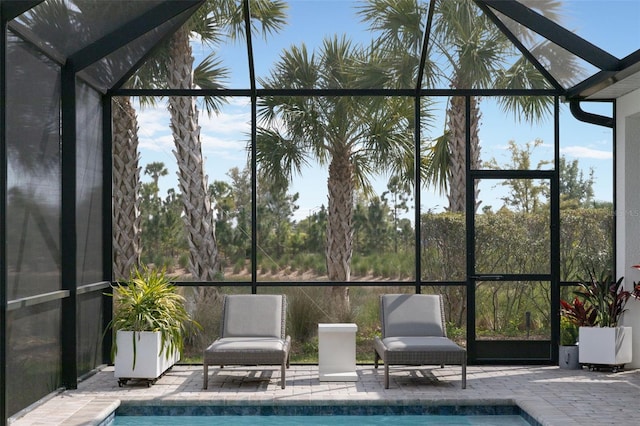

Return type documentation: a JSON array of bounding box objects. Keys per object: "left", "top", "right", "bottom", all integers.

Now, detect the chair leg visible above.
[
  {"left": 203, "top": 363, "right": 208, "bottom": 390},
  {"left": 281, "top": 362, "right": 286, "bottom": 389},
  {"left": 374, "top": 350, "right": 379, "bottom": 369},
  {"left": 461, "top": 363, "right": 467, "bottom": 389},
  {"left": 384, "top": 363, "right": 390, "bottom": 389}
]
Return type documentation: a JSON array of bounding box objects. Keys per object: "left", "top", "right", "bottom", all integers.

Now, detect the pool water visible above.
[
  {"left": 110, "top": 405, "right": 538, "bottom": 426},
  {"left": 114, "top": 414, "right": 531, "bottom": 425}
]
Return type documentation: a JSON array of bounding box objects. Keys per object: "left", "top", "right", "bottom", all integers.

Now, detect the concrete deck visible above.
[{"left": 8, "top": 364, "right": 640, "bottom": 425}]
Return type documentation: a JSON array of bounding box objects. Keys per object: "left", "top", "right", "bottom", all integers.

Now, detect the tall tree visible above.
[
  {"left": 112, "top": 97, "right": 142, "bottom": 280},
  {"left": 144, "top": 162, "right": 169, "bottom": 200},
  {"left": 256, "top": 175, "right": 300, "bottom": 260},
  {"left": 486, "top": 139, "right": 550, "bottom": 213},
  {"left": 382, "top": 176, "right": 412, "bottom": 253},
  {"left": 559, "top": 156, "right": 595, "bottom": 208},
  {"left": 256, "top": 35, "right": 422, "bottom": 315},
  {"left": 166, "top": 25, "right": 221, "bottom": 281},
  {"left": 113, "top": 0, "right": 287, "bottom": 281},
  {"left": 165, "top": 0, "right": 286, "bottom": 281}
]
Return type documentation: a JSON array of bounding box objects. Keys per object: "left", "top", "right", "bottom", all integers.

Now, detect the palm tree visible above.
[
  {"left": 112, "top": 0, "right": 287, "bottom": 281},
  {"left": 112, "top": 97, "right": 142, "bottom": 280},
  {"left": 256, "top": 36, "right": 421, "bottom": 316},
  {"left": 359, "top": 0, "right": 573, "bottom": 212},
  {"left": 144, "top": 162, "right": 169, "bottom": 200},
  {"left": 437, "top": 0, "right": 578, "bottom": 211},
  {"left": 166, "top": 24, "right": 222, "bottom": 281}
]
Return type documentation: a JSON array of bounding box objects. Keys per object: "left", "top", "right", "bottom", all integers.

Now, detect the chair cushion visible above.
[
  {"left": 205, "top": 337, "right": 287, "bottom": 353},
  {"left": 376, "top": 336, "right": 465, "bottom": 366},
  {"left": 381, "top": 336, "right": 465, "bottom": 353},
  {"left": 203, "top": 337, "right": 290, "bottom": 366},
  {"left": 222, "top": 295, "right": 284, "bottom": 338},
  {"left": 381, "top": 294, "right": 444, "bottom": 337}
]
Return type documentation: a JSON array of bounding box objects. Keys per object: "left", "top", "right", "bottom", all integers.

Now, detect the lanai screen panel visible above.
[
  {"left": 76, "top": 80, "right": 103, "bottom": 284},
  {"left": 77, "top": 291, "right": 103, "bottom": 377},
  {"left": 6, "top": 301, "right": 62, "bottom": 418},
  {"left": 5, "top": 29, "right": 64, "bottom": 417},
  {"left": 5, "top": 31, "right": 62, "bottom": 300}
]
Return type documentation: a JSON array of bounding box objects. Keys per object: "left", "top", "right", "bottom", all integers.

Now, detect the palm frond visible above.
[
  {"left": 249, "top": 0, "right": 288, "bottom": 39},
  {"left": 255, "top": 127, "right": 310, "bottom": 189},
  {"left": 213, "top": 0, "right": 288, "bottom": 42},
  {"left": 424, "top": 132, "right": 451, "bottom": 194},
  {"left": 193, "top": 53, "right": 230, "bottom": 116}
]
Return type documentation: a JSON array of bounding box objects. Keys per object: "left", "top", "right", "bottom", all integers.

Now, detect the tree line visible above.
[{"left": 139, "top": 143, "right": 610, "bottom": 286}]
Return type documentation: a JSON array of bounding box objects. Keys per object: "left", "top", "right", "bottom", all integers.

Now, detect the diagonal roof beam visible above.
[
  {"left": 68, "top": 0, "right": 204, "bottom": 72},
  {"left": 415, "top": 0, "right": 436, "bottom": 93},
  {"left": 243, "top": 0, "right": 256, "bottom": 95},
  {"left": 474, "top": 0, "right": 563, "bottom": 91},
  {"left": 480, "top": 0, "right": 620, "bottom": 71},
  {"left": 1, "top": 0, "right": 43, "bottom": 22},
  {"left": 110, "top": 4, "right": 201, "bottom": 91}
]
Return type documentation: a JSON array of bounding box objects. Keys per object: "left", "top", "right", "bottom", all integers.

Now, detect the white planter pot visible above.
[
  {"left": 114, "top": 330, "right": 180, "bottom": 380},
  {"left": 578, "top": 326, "right": 632, "bottom": 366}
]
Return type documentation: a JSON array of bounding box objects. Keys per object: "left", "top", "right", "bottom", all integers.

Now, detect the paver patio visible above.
[{"left": 8, "top": 364, "right": 640, "bottom": 425}]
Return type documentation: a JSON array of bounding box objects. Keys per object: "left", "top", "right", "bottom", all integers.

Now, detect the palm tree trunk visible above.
[
  {"left": 446, "top": 95, "right": 481, "bottom": 213},
  {"left": 167, "top": 26, "right": 220, "bottom": 281},
  {"left": 112, "top": 96, "right": 142, "bottom": 280},
  {"left": 326, "top": 147, "right": 353, "bottom": 318}
]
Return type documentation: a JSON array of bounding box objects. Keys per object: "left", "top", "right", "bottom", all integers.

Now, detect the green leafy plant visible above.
[
  {"left": 106, "top": 266, "right": 200, "bottom": 368},
  {"left": 559, "top": 316, "right": 579, "bottom": 346}
]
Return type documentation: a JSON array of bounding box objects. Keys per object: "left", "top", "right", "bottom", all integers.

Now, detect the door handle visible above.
[{"left": 469, "top": 275, "right": 504, "bottom": 280}]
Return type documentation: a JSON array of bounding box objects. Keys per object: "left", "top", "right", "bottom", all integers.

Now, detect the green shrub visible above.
[
  {"left": 178, "top": 254, "right": 189, "bottom": 270},
  {"left": 184, "top": 288, "right": 223, "bottom": 360},
  {"left": 287, "top": 288, "right": 325, "bottom": 342},
  {"left": 560, "top": 316, "right": 578, "bottom": 346},
  {"left": 232, "top": 259, "right": 245, "bottom": 275}
]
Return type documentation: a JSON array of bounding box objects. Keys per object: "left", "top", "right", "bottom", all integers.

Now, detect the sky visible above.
[{"left": 134, "top": 0, "right": 639, "bottom": 221}]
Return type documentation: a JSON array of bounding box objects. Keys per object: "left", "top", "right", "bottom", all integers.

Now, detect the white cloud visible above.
[
  {"left": 139, "top": 134, "right": 174, "bottom": 153},
  {"left": 560, "top": 145, "right": 612, "bottom": 160},
  {"left": 199, "top": 110, "right": 251, "bottom": 136},
  {"left": 134, "top": 101, "right": 252, "bottom": 158},
  {"left": 227, "top": 97, "right": 252, "bottom": 108},
  {"left": 136, "top": 107, "right": 169, "bottom": 136},
  {"left": 201, "top": 134, "right": 248, "bottom": 160}
]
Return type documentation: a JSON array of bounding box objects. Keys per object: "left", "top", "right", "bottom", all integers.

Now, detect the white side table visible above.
[{"left": 318, "top": 323, "right": 358, "bottom": 381}]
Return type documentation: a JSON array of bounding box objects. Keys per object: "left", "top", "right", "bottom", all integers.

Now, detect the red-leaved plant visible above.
[
  {"left": 630, "top": 264, "right": 640, "bottom": 296},
  {"left": 560, "top": 297, "right": 596, "bottom": 327},
  {"left": 561, "top": 268, "right": 640, "bottom": 329}
]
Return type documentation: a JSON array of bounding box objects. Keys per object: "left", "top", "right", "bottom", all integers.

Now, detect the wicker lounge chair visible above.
[
  {"left": 374, "top": 294, "right": 467, "bottom": 389},
  {"left": 203, "top": 294, "right": 291, "bottom": 389}
]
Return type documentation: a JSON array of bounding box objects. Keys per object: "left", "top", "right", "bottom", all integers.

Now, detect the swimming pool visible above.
[{"left": 108, "top": 404, "right": 541, "bottom": 425}]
